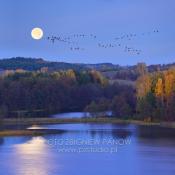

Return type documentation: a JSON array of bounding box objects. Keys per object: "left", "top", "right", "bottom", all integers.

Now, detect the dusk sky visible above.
[{"left": 0, "top": 0, "right": 175, "bottom": 65}]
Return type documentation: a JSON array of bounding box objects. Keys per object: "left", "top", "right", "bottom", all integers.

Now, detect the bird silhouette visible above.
[{"left": 46, "top": 29, "right": 159, "bottom": 54}]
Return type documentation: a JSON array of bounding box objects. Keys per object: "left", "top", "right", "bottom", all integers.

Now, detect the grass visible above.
[{"left": 0, "top": 129, "right": 66, "bottom": 137}]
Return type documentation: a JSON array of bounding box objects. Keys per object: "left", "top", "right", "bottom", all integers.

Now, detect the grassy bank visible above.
[
  {"left": 1, "top": 117, "right": 175, "bottom": 137},
  {"left": 0, "top": 129, "right": 66, "bottom": 137},
  {"left": 1, "top": 117, "right": 161, "bottom": 126}
]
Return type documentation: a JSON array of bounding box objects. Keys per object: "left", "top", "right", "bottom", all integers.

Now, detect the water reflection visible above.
[
  {"left": 0, "top": 124, "right": 175, "bottom": 175},
  {"left": 83, "top": 129, "right": 132, "bottom": 139},
  {"left": 14, "top": 137, "right": 47, "bottom": 154},
  {"left": 44, "top": 123, "right": 133, "bottom": 139},
  {"left": 0, "top": 137, "right": 4, "bottom": 145},
  {"left": 137, "top": 125, "right": 175, "bottom": 138},
  {"left": 13, "top": 137, "right": 61, "bottom": 175},
  {"left": 51, "top": 111, "right": 112, "bottom": 119}
]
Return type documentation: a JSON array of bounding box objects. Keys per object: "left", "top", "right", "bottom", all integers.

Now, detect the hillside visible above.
[
  {"left": 0, "top": 57, "right": 175, "bottom": 82},
  {"left": 0, "top": 57, "right": 120, "bottom": 72}
]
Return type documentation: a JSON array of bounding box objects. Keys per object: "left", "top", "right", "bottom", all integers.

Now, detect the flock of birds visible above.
[{"left": 46, "top": 30, "right": 159, "bottom": 55}]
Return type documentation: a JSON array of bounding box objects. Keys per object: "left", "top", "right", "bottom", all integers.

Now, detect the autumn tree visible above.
[
  {"left": 136, "top": 62, "right": 148, "bottom": 76},
  {"left": 136, "top": 74, "right": 151, "bottom": 98},
  {"left": 136, "top": 67, "right": 175, "bottom": 121},
  {"left": 136, "top": 92, "right": 156, "bottom": 121},
  {"left": 164, "top": 70, "right": 175, "bottom": 120},
  {"left": 111, "top": 95, "right": 132, "bottom": 118}
]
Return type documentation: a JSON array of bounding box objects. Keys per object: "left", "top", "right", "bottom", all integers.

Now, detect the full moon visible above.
[{"left": 31, "top": 27, "right": 43, "bottom": 40}]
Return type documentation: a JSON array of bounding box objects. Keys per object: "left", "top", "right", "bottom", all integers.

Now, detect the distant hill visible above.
[
  {"left": 0, "top": 57, "right": 120, "bottom": 72},
  {"left": 0, "top": 57, "right": 84, "bottom": 71},
  {"left": 0, "top": 57, "right": 175, "bottom": 82}
]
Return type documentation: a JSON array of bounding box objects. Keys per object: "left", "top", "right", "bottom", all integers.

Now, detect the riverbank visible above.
[
  {"left": 1, "top": 117, "right": 161, "bottom": 126},
  {"left": 2, "top": 117, "right": 174, "bottom": 127},
  {"left": 1, "top": 117, "right": 175, "bottom": 137},
  {"left": 0, "top": 129, "right": 66, "bottom": 137}
]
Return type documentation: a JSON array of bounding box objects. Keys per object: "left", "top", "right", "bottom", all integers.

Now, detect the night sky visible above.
[{"left": 0, "top": 0, "right": 175, "bottom": 65}]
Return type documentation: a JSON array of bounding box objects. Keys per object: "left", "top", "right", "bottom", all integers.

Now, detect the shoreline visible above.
[
  {"left": 1, "top": 117, "right": 175, "bottom": 137},
  {"left": 0, "top": 129, "right": 66, "bottom": 137},
  {"left": 1, "top": 117, "right": 161, "bottom": 126}
]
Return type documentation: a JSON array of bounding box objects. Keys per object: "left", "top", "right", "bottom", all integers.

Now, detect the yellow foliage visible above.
[
  {"left": 164, "top": 72, "right": 174, "bottom": 97},
  {"left": 155, "top": 78, "right": 163, "bottom": 97},
  {"left": 136, "top": 74, "right": 151, "bottom": 98}
]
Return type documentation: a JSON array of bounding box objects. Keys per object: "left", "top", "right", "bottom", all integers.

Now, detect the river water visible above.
[
  {"left": 0, "top": 113, "right": 175, "bottom": 175},
  {"left": 50, "top": 111, "right": 112, "bottom": 118}
]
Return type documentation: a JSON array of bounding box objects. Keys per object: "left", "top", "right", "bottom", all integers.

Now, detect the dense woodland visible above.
[
  {"left": 136, "top": 66, "right": 175, "bottom": 121},
  {"left": 0, "top": 58, "right": 175, "bottom": 121},
  {"left": 0, "top": 69, "right": 135, "bottom": 118}
]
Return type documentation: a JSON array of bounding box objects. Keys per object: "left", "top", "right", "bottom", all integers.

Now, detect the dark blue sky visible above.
[{"left": 0, "top": 0, "right": 175, "bottom": 65}]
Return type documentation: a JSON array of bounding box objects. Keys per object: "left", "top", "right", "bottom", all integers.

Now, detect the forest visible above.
[
  {"left": 0, "top": 58, "right": 175, "bottom": 122},
  {"left": 0, "top": 69, "right": 135, "bottom": 118},
  {"left": 136, "top": 67, "right": 175, "bottom": 121}
]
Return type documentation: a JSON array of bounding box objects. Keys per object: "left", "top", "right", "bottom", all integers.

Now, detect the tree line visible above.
[
  {"left": 136, "top": 67, "right": 175, "bottom": 121},
  {"left": 0, "top": 69, "right": 135, "bottom": 118},
  {"left": 1, "top": 61, "right": 174, "bottom": 121}
]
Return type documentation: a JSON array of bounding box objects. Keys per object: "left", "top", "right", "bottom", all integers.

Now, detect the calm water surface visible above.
[
  {"left": 51, "top": 111, "right": 112, "bottom": 118},
  {"left": 51, "top": 112, "right": 89, "bottom": 118},
  {"left": 0, "top": 118, "right": 175, "bottom": 175}
]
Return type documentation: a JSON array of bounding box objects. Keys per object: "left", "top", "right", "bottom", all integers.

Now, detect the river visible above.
[
  {"left": 0, "top": 113, "right": 175, "bottom": 175},
  {"left": 50, "top": 111, "right": 112, "bottom": 118}
]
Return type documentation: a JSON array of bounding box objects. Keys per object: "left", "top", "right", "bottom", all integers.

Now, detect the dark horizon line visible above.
[{"left": 0, "top": 56, "right": 175, "bottom": 67}]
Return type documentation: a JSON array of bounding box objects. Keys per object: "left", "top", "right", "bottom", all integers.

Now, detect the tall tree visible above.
[
  {"left": 136, "top": 74, "right": 151, "bottom": 98},
  {"left": 136, "top": 62, "right": 148, "bottom": 76}
]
